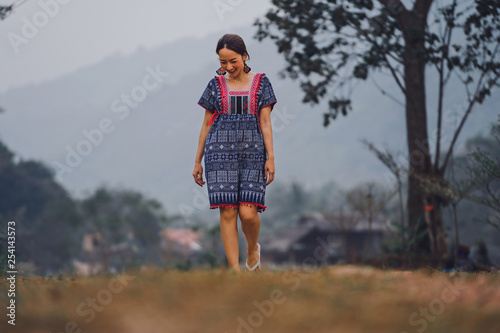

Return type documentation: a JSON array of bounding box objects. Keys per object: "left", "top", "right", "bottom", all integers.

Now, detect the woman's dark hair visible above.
[{"left": 216, "top": 34, "right": 250, "bottom": 60}]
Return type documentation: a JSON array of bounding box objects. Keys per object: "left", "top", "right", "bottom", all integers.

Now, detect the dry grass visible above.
[{"left": 1, "top": 265, "right": 499, "bottom": 333}]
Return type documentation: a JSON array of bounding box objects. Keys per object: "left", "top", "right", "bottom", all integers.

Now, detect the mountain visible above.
[{"left": 0, "top": 26, "right": 497, "bottom": 220}]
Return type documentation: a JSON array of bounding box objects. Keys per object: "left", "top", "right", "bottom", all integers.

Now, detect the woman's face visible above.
[{"left": 218, "top": 47, "right": 247, "bottom": 78}]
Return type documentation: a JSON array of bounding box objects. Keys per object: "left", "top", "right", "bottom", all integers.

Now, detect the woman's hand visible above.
[
  {"left": 264, "top": 158, "right": 275, "bottom": 185},
  {"left": 193, "top": 162, "right": 205, "bottom": 187}
]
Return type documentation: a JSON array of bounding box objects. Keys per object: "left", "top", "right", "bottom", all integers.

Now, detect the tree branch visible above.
[
  {"left": 377, "top": 0, "right": 410, "bottom": 35},
  {"left": 440, "top": 71, "right": 500, "bottom": 173},
  {"left": 351, "top": 25, "right": 406, "bottom": 94},
  {"left": 441, "top": 35, "right": 500, "bottom": 173},
  {"left": 371, "top": 76, "right": 405, "bottom": 106},
  {"left": 485, "top": 182, "right": 500, "bottom": 208},
  {"left": 434, "top": 0, "right": 457, "bottom": 172},
  {"left": 383, "top": 54, "right": 407, "bottom": 94}
]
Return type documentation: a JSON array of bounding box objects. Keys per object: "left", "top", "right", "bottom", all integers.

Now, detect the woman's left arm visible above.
[{"left": 260, "top": 106, "right": 275, "bottom": 185}]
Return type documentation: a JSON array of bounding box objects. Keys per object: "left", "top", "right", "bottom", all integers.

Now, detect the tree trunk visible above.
[
  {"left": 404, "top": 36, "right": 431, "bottom": 254},
  {"left": 401, "top": 6, "right": 447, "bottom": 258},
  {"left": 423, "top": 194, "right": 448, "bottom": 257}
]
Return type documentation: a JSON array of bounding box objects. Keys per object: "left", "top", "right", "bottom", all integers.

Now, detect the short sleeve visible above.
[
  {"left": 197, "top": 78, "right": 218, "bottom": 113},
  {"left": 258, "top": 75, "right": 277, "bottom": 112}
]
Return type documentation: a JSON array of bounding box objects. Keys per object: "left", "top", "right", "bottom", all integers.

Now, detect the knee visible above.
[
  {"left": 239, "top": 206, "right": 258, "bottom": 224},
  {"left": 220, "top": 206, "right": 238, "bottom": 221}
]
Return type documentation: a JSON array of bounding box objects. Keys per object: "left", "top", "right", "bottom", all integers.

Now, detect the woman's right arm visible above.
[{"left": 193, "top": 110, "right": 214, "bottom": 186}]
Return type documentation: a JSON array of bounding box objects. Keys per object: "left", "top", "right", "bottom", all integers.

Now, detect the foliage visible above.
[
  {"left": 463, "top": 117, "right": 500, "bottom": 228},
  {"left": 262, "top": 179, "right": 344, "bottom": 234},
  {"left": 255, "top": 0, "right": 500, "bottom": 256},
  {"left": 255, "top": 0, "right": 500, "bottom": 124},
  {"left": 80, "top": 187, "right": 169, "bottom": 271},
  {"left": 346, "top": 182, "right": 395, "bottom": 227},
  {"left": 362, "top": 140, "right": 407, "bottom": 241},
  {"left": 0, "top": 1, "right": 28, "bottom": 21},
  {"left": 0, "top": 5, "right": 12, "bottom": 20},
  {"left": 0, "top": 139, "right": 83, "bottom": 274},
  {"left": 0, "top": 137, "right": 179, "bottom": 275},
  {"left": 383, "top": 218, "right": 428, "bottom": 255}
]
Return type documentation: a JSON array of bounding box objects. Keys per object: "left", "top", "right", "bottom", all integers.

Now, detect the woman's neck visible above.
[{"left": 226, "top": 71, "right": 252, "bottom": 81}]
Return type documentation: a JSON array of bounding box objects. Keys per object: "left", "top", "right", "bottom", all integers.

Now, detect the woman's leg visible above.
[
  {"left": 239, "top": 205, "right": 261, "bottom": 271},
  {"left": 220, "top": 207, "right": 240, "bottom": 271}
]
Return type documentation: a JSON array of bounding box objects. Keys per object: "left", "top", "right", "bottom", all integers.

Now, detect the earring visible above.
[
  {"left": 243, "top": 62, "right": 251, "bottom": 74},
  {"left": 216, "top": 67, "right": 226, "bottom": 75}
]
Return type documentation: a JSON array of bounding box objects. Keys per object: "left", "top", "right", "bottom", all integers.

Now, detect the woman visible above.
[{"left": 193, "top": 33, "right": 277, "bottom": 272}]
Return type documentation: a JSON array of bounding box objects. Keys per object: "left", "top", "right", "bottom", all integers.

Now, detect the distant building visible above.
[
  {"left": 259, "top": 212, "right": 395, "bottom": 266},
  {"left": 75, "top": 231, "right": 137, "bottom": 275},
  {"left": 159, "top": 228, "right": 204, "bottom": 262},
  {"left": 72, "top": 259, "right": 103, "bottom": 276}
]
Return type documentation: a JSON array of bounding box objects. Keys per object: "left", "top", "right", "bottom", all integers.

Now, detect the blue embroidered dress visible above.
[{"left": 197, "top": 73, "right": 277, "bottom": 213}]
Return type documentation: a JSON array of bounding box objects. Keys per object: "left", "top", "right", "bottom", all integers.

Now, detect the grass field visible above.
[{"left": 1, "top": 265, "right": 499, "bottom": 333}]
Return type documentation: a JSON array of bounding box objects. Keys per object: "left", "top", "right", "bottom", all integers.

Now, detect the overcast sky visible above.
[{"left": 0, "top": 0, "right": 273, "bottom": 93}]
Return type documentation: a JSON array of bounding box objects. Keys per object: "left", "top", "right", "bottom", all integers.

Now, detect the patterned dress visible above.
[{"left": 197, "top": 73, "right": 277, "bottom": 213}]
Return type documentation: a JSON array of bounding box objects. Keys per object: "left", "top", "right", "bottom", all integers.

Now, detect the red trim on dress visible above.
[
  {"left": 239, "top": 202, "right": 267, "bottom": 212},
  {"left": 218, "top": 75, "right": 229, "bottom": 114},
  {"left": 229, "top": 90, "right": 249, "bottom": 96},
  {"left": 250, "top": 73, "right": 263, "bottom": 115},
  {"left": 209, "top": 202, "right": 267, "bottom": 213},
  {"left": 198, "top": 102, "right": 219, "bottom": 125},
  {"left": 208, "top": 75, "right": 228, "bottom": 126},
  {"left": 250, "top": 73, "right": 264, "bottom": 131},
  {"left": 210, "top": 204, "right": 239, "bottom": 210},
  {"left": 261, "top": 101, "right": 277, "bottom": 110}
]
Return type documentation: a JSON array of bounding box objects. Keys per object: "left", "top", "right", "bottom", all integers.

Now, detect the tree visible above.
[
  {"left": 362, "top": 140, "right": 406, "bottom": 244},
  {"left": 346, "top": 181, "right": 395, "bottom": 233},
  {"left": 464, "top": 116, "right": 500, "bottom": 228},
  {"left": 416, "top": 116, "right": 500, "bottom": 262},
  {"left": 0, "top": 140, "right": 83, "bottom": 274},
  {"left": 80, "top": 187, "right": 168, "bottom": 271},
  {"left": 255, "top": 0, "right": 500, "bottom": 257}
]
